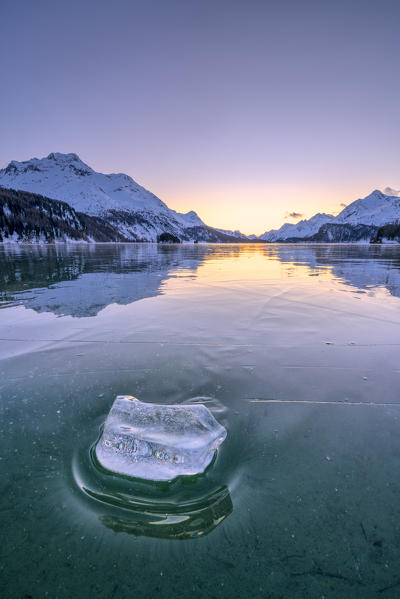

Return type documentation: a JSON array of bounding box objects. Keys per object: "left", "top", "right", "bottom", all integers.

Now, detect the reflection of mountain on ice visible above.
[
  {"left": 269, "top": 245, "right": 400, "bottom": 298},
  {"left": 0, "top": 244, "right": 209, "bottom": 317},
  {"left": 18, "top": 271, "right": 167, "bottom": 317},
  {"left": 2, "top": 244, "right": 400, "bottom": 318}
]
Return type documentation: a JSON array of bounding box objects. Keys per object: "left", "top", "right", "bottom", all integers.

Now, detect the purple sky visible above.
[{"left": 1, "top": 0, "right": 399, "bottom": 233}]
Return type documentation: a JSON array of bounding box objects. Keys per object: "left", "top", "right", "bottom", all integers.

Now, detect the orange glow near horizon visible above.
[{"left": 159, "top": 182, "right": 371, "bottom": 235}]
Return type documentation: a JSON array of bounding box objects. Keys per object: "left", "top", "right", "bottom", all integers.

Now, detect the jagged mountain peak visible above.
[
  {"left": 260, "top": 188, "right": 400, "bottom": 242},
  {"left": 312, "top": 212, "right": 334, "bottom": 218},
  {"left": 2, "top": 152, "right": 93, "bottom": 178},
  {"left": 259, "top": 212, "right": 334, "bottom": 242},
  {"left": 0, "top": 152, "right": 182, "bottom": 219},
  {"left": 47, "top": 152, "right": 82, "bottom": 163},
  {"left": 365, "top": 189, "right": 388, "bottom": 199},
  {"left": 304, "top": 212, "right": 334, "bottom": 223},
  {"left": 0, "top": 152, "right": 254, "bottom": 243},
  {"left": 334, "top": 188, "right": 400, "bottom": 226}
]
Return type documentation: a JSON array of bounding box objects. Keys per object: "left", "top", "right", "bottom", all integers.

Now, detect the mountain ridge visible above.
[
  {"left": 0, "top": 152, "right": 202, "bottom": 224},
  {"left": 0, "top": 185, "right": 255, "bottom": 244},
  {"left": 259, "top": 212, "right": 334, "bottom": 242},
  {"left": 0, "top": 153, "right": 399, "bottom": 243},
  {"left": 0, "top": 153, "right": 251, "bottom": 242},
  {"left": 259, "top": 189, "right": 400, "bottom": 242}
]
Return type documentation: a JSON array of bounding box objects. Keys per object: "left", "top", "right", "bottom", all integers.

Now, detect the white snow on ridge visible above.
[
  {"left": 215, "top": 228, "right": 250, "bottom": 239},
  {"left": 259, "top": 188, "right": 400, "bottom": 241},
  {"left": 334, "top": 189, "right": 400, "bottom": 227},
  {"left": 171, "top": 209, "right": 204, "bottom": 228},
  {"left": 0, "top": 152, "right": 205, "bottom": 227},
  {"left": 260, "top": 213, "right": 334, "bottom": 241},
  {"left": 0, "top": 152, "right": 253, "bottom": 241},
  {"left": 2, "top": 152, "right": 399, "bottom": 243}
]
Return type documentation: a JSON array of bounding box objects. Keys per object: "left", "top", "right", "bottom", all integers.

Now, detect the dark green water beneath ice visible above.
[{"left": 1, "top": 243, "right": 400, "bottom": 598}]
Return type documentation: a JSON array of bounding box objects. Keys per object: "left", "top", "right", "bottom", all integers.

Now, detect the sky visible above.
[{"left": 0, "top": 0, "right": 399, "bottom": 234}]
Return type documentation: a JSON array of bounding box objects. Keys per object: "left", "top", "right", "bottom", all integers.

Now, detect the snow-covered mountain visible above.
[
  {"left": 259, "top": 188, "right": 400, "bottom": 242},
  {"left": 0, "top": 152, "right": 199, "bottom": 223},
  {"left": 0, "top": 153, "right": 248, "bottom": 242},
  {"left": 334, "top": 189, "right": 400, "bottom": 227},
  {"left": 259, "top": 213, "right": 334, "bottom": 242},
  {"left": 2, "top": 152, "right": 399, "bottom": 244},
  {"left": 215, "top": 227, "right": 251, "bottom": 240}
]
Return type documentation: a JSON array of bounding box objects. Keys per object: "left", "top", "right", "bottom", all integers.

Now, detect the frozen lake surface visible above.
[{"left": 1, "top": 243, "right": 400, "bottom": 598}]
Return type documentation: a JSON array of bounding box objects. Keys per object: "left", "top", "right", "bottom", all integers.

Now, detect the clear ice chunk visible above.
[{"left": 95, "top": 395, "right": 227, "bottom": 481}]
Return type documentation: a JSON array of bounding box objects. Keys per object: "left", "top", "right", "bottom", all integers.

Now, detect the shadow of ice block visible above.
[{"left": 95, "top": 396, "right": 227, "bottom": 481}]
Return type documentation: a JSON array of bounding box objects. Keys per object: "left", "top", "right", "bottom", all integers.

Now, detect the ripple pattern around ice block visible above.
[{"left": 95, "top": 396, "right": 227, "bottom": 481}]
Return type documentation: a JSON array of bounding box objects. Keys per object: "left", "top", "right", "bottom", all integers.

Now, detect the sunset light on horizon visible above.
[
  {"left": 1, "top": 0, "right": 399, "bottom": 235},
  {"left": 2, "top": 2, "right": 400, "bottom": 597}
]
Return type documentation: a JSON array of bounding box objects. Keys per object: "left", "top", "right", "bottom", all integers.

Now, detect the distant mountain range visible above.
[
  {"left": 259, "top": 213, "right": 334, "bottom": 242},
  {"left": 0, "top": 152, "right": 399, "bottom": 243},
  {"left": 259, "top": 189, "right": 400, "bottom": 242}
]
